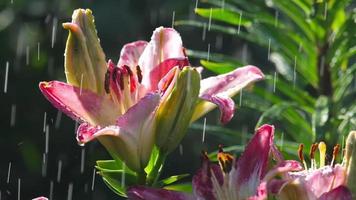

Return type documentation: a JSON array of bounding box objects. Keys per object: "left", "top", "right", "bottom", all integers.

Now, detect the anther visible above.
[
  {"left": 298, "top": 144, "right": 308, "bottom": 170},
  {"left": 318, "top": 142, "right": 326, "bottom": 167},
  {"left": 136, "top": 65, "right": 142, "bottom": 83},
  {"left": 331, "top": 144, "right": 340, "bottom": 166},
  {"left": 217, "top": 145, "right": 234, "bottom": 174},
  {"left": 310, "top": 143, "right": 318, "bottom": 169},
  {"left": 104, "top": 70, "right": 110, "bottom": 94}
]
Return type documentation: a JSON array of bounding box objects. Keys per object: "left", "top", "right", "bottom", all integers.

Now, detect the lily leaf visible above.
[
  {"left": 163, "top": 183, "right": 193, "bottom": 193},
  {"left": 157, "top": 174, "right": 190, "bottom": 187},
  {"left": 200, "top": 60, "right": 237, "bottom": 74},
  {"left": 195, "top": 8, "right": 252, "bottom": 26}
]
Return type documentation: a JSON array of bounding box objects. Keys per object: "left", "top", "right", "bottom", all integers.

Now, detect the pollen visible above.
[
  {"left": 318, "top": 142, "right": 326, "bottom": 167},
  {"left": 217, "top": 145, "right": 234, "bottom": 174}
]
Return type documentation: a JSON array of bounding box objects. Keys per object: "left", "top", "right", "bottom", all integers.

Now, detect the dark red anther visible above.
[
  {"left": 104, "top": 69, "right": 110, "bottom": 94},
  {"left": 123, "top": 65, "right": 133, "bottom": 76},
  {"left": 118, "top": 69, "right": 125, "bottom": 90},
  {"left": 136, "top": 65, "right": 143, "bottom": 83}
]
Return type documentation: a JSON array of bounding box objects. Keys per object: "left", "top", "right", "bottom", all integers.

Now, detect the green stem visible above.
[{"left": 147, "top": 150, "right": 167, "bottom": 186}]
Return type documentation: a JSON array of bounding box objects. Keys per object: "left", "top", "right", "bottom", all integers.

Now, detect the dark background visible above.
[{"left": 0, "top": 0, "right": 268, "bottom": 199}]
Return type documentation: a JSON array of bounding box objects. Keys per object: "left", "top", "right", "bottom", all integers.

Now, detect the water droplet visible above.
[
  {"left": 67, "top": 183, "right": 73, "bottom": 200},
  {"left": 202, "top": 117, "right": 206, "bottom": 143},
  {"left": 43, "top": 112, "right": 47, "bottom": 133},
  {"left": 208, "top": 8, "right": 212, "bottom": 31},
  {"left": 57, "top": 160, "right": 62, "bottom": 183},
  {"left": 7, "top": 162, "right": 11, "bottom": 184},
  {"left": 26, "top": 45, "right": 30, "bottom": 66},
  {"left": 171, "top": 11, "right": 175, "bottom": 28},
  {"left": 237, "top": 12, "right": 242, "bottom": 35},
  {"left": 45, "top": 125, "right": 49, "bottom": 153},
  {"left": 4, "top": 61, "right": 9, "bottom": 93},
  {"left": 51, "top": 17, "right": 58, "bottom": 48},
  {"left": 80, "top": 147, "right": 85, "bottom": 174},
  {"left": 49, "top": 181, "right": 54, "bottom": 200},
  {"left": 17, "top": 178, "right": 20, "bottom": 200},
  {"left": 239, "top": 89, "right": 243, "bottom": 107},
  {"left": 55, "top": 111, "right": 62, "bottom": 129},
  {"left": 202, "top": 23, "right": 207, "bottom": 41},
  {"left": 91, "top": 168, "right": 96, "bottom": 191},
  {"left": 37, "top": 42, "right": 40, "bottom": 61},
  {"left": 179, "top": 144, "right": 183, "bottom": 156},
  {"left": 268, "top": 38, "right": 271, "bottom": 61},
  {"left": 10, "top": 104, "right": 16, "bottom": 127},
  {"left": 207, "top": 43, "right": 211, "bottom": 61}
]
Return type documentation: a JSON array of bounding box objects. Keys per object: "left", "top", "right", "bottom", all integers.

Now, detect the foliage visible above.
[{"left": 177, "top": 0, "right": 356, "bottom": 154}]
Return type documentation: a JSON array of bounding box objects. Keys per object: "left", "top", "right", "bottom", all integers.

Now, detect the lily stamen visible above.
[
  {"left": 309, "top": 143, "right": 318, "bottom": 170},
  {"left": 331, "top": 144, "right": 340, "bottom": 167},
  {"left": 298, "top": 144, "right": 308, "bottom": 170},
  {"left": 217, "top": 145, "right": 234, "bottom": 174},
  {"left": 318, "top": 142, "right": 326, "bottom": 167}
]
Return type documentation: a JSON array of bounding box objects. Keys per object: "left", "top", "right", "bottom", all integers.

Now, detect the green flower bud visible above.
[
  {"left": 155, "top": 67, "right": 200, "bottom": 154},
  {"left": 345, "top": 131, "right": 356, "bottom": 197},
  {"left": 63, "top": 9, "right": 107, "bottom": 94}
]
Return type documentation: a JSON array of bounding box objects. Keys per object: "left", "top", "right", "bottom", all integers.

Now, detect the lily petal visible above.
[
  {"left": 192, "top": 154, "right": 223, "bottom": 200},
  {"left": 318, "top": 186, "right": 352, "bottom": 200},
  {"left": 39, "top": 81, "right": 118, "bottom": 126},
  {"left": 232, "top": 124, "right": 274, "bottom": 199},
  {"left": 139, "top": 27, "right": 186, "bottom": 91},
  {"left": 77, "top": 93, "right": 160, "bottom": 172},
  {"left": 191, "top": 65, "right": 264, "bottom": 124},
  {"left": 118, "top": 40, "right": 148, "bottom": 68},
  {"left": 296, "top": 165, "right": 346, "bottom": 199},
  {"left": 127, "top": 186, "right": 194, "bottom": 200}
]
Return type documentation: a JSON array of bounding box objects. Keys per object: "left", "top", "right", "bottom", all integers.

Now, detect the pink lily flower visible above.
[
  {"left": 128, "top": 125, "right": 301, "bottom": 200},
  {"left": 268, "top": 141, "right": 352, "bottom": 200},
  {"left": 39, "top": 9, "right": 264, "bottom": 173}
]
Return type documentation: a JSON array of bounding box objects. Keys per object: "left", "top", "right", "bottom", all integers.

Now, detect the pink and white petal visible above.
[
  {"left": 118, "top": 40, "right": 148, "bottom": 68},
  {"left": 299, "top": 165, "right": 347, "bottom": 199},
  {"left": 127, "top": 186, "right": 194, "bottom": 200},
  {"left": 192, "top": 154, "right": 223, "bottom": 200},
  {"left": 263, "top": 160, "right": 303, "bottom": 182},
  {"left": 148, "top": 58, "right": 189, "bottom": 92},
  {"left": 318, "top": 186, "right": 352, "bottom": 200},
  {"left": 39, "top": 81, "right": 118, "bottom": 126},
  {"left": 231, "top": 124, "right": 274, "bottom": 199},
  {"left": 139, "top": 27, "right": 186, "bottom": 90},
  {"left": 76, "top": 93, "right": 160, "bottom": 172},
  {"left": 191, "top": 65, "right": 264, "bottom": 123},
  {"left": 248, "top": 182, "right": 268, "bottom": 200}
]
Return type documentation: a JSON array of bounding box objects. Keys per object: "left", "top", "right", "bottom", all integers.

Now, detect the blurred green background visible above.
[{"left": 0, "top": 0, "right": 355, "bottom": 199}]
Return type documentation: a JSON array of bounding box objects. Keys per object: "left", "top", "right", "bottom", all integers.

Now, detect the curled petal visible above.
[
  {"left": 149, "top": 58, "right": 189, "bottom": 92},
  {"left": 118, "top": 41, "right": 148, "bottom": 68},
  {"left": 231, "top": 124, "right": 274, "bottom": 199},
  {"left": 32, "top": 197, "right": 48, "bottom": 200},
  {"left": 263, "top": 160, "right": 303, "bottom": 182},
  {"left": 77, "top": 93, "right": 160, "bottom": 172},
  {"left": 127, "top": 186, "right": 194, "bottom": 200},
  {"left": 192, "top": 65, "right": 264, "bottom": 123},
  {"left": 318, "top": 186, "right": 352, "bottom": 200},
  {"left": 139, "top": 27, "right": 186, "bottom": 91},
  {"left": 39, "top": 81, "right": 118, "bottom": 126}
]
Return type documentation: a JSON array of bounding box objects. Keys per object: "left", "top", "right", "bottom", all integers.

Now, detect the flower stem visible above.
[
  {"left": 137, "top": 170, "right": 147, "bottom": 185},
  {"left": 147, "top": 150, "right": 167, "bottom": 186}
]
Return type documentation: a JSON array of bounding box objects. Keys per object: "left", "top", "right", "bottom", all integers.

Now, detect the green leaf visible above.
[
  {"left": 200, "top": 60, "right": 237, "bottom": 74},
  {"left": 144, "top": 146, "right": 159, "bottom": 174},
  {"left": 195, "top": 8, "right": 252, "bottom": 26},
  {"left": 157, "top": 174, "right": 190, "bottom": 186},
  {"left": 99, "top": 170, "right": 137, "bottom": 197}
]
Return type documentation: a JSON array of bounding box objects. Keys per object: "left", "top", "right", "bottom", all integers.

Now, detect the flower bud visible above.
[
  {"left": 63, "top": 9, "right": 107, "bottom": 94},
  {"left": 155, "top": 67, "right": 200, "bottom": 153},
  {"left": 345, "top": 131, "right": 356, "bottom": 197}
]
